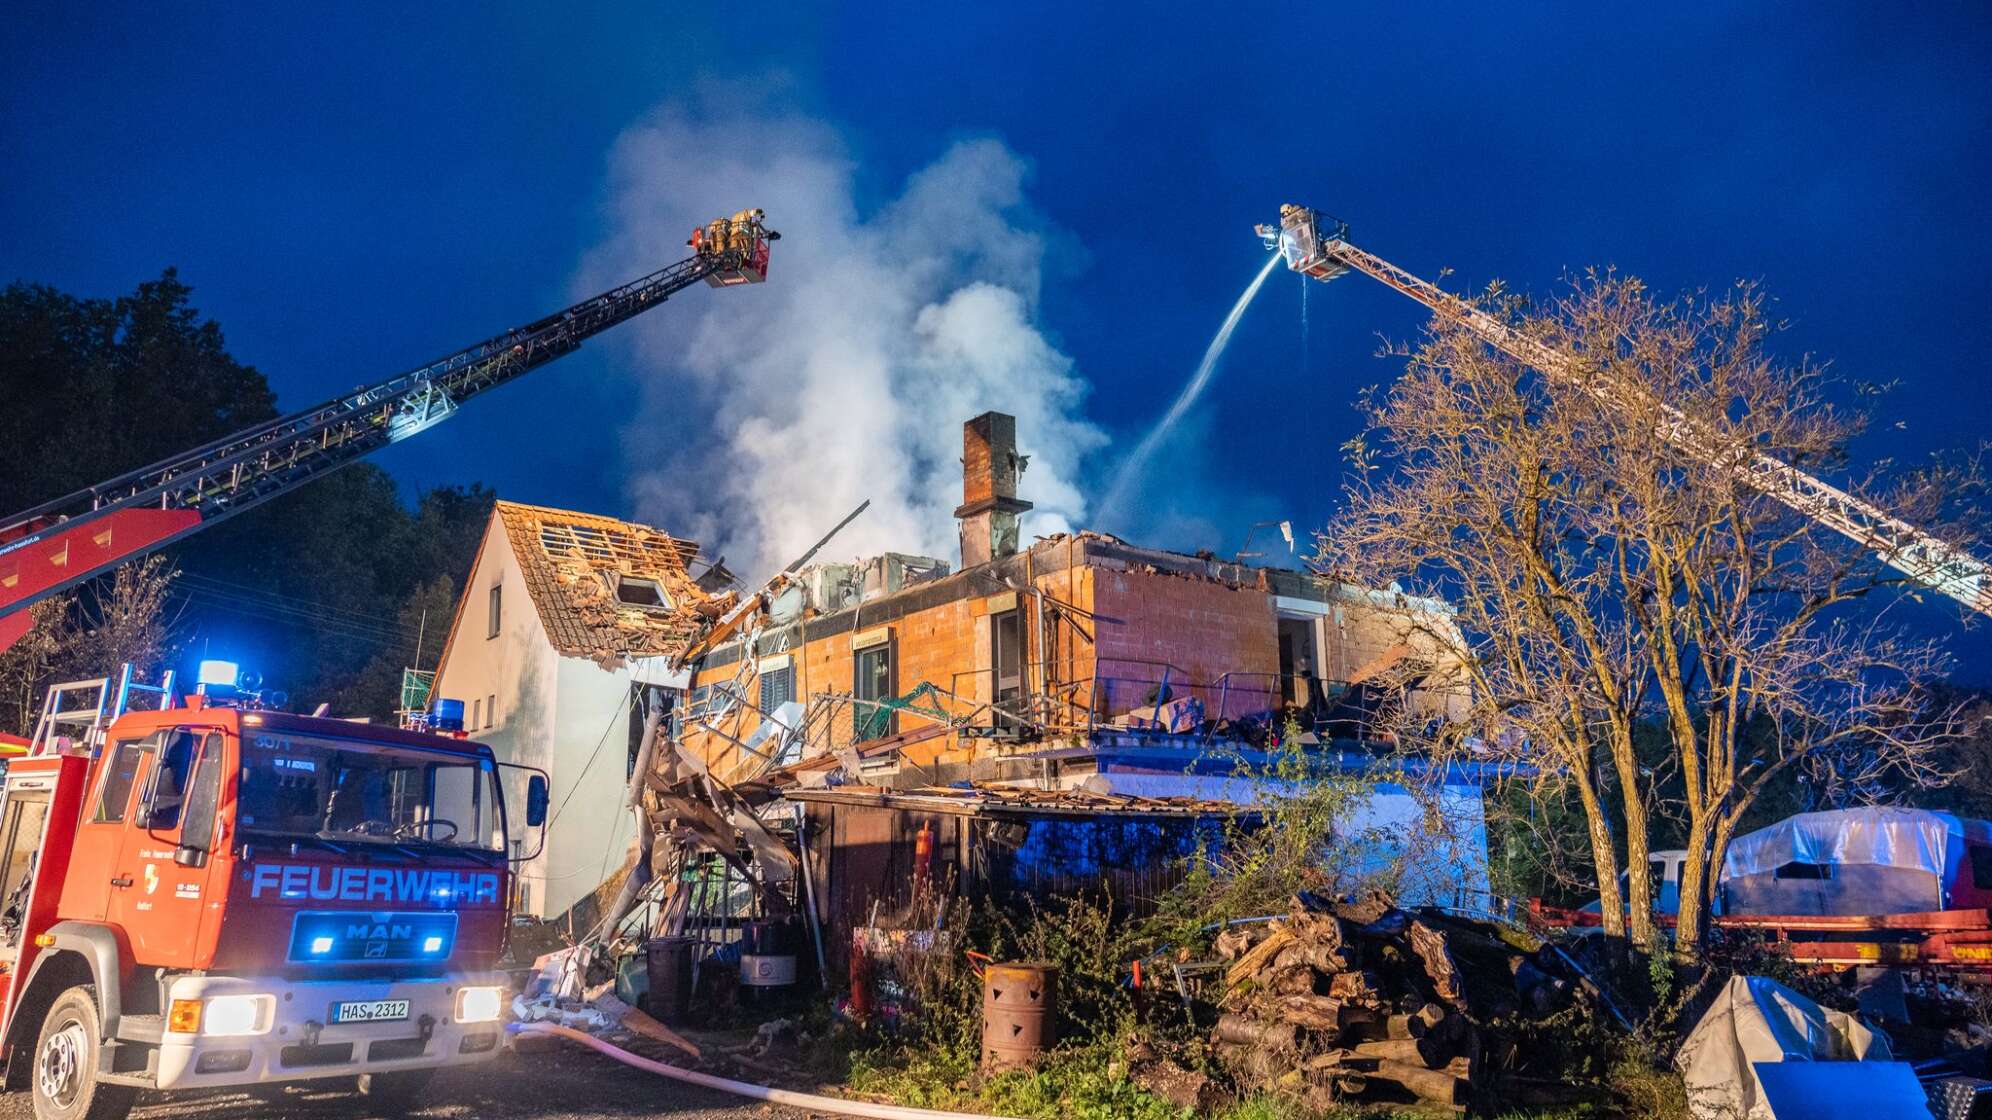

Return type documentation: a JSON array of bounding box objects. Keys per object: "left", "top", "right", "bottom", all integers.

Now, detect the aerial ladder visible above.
[
  {"left": 1257, "top": 205, "right": 1992, "bottom": 620},
  {"left": 0, "top": 209, "right": 779, "bottom": 652}
]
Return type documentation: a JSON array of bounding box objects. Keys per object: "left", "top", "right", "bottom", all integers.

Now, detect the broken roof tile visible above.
[{"left": 495, "top": 500, "right": 721, "bottom": 665}]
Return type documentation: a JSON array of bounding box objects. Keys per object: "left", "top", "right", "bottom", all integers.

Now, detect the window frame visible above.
[
  {"left": 853, "top": 640, "right": 896, "bottom": 741},
  {"left": 991, "top": 608, "right": 1025, "bottom": 732},
  {"left": 138, "top": 728, "right": 207, "bottom": 831},
  {"left": 488, "top": 583, "right": 503, "bottom": 639},
  {"left": 93, "top": 737, "right": 155, "bottom": 824},
  {"left": 612, "top": 575, "right": 674, "bottom": 611}
]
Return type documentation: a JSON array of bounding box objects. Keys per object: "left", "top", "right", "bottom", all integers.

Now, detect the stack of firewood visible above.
[{"left": 1209, "top": 895, "right": 1580, "bottom": 1113}]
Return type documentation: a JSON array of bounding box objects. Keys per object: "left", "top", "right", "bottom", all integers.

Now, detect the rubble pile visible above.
[{"left": 1209, "top": 894, "right": 1590, "bottom": 1113}]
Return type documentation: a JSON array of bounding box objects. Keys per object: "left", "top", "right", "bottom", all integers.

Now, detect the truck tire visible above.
[
  {"left": 356, "top": 1067, "right": 434, "bottom": 1112},
  {"left": 31, "top": 987, "right": 134, "bottom": 1120}
]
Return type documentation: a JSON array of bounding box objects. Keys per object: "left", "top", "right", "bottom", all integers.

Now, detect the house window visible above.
[
  {"left": 854, "top": 641, "right": 895, "bottom": 741},
  {"left": 488, "top": 583, "right": 503, "bottom": 639},
  {"left": 472, "top": 698, "right": 483, "bottom": 730},
  {"left": 486, "top": 694, "right": 496, "bottom": 729},
  {"left": 1277, "top": 616, "right": 1321, "bottom": 706},
  {"left": 991, "top": 609, "right": 1024, "bottom": 732},
  {"left": 614, "top": 575, "right": 672, "bottom": 610},
  {"left": 760, "top": 665, "right": 795, "bottom": 714}
]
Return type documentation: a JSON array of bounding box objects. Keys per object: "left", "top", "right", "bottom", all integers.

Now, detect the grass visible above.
[{"left": 843, "top": 1030, "right": 1192, "bottom": 1120}]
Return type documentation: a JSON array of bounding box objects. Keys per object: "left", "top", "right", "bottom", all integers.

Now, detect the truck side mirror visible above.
[{"left": 525, "top": 774, "right": 549, "bottom": 828}]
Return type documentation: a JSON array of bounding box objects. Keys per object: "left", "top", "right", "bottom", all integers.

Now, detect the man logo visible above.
[{"left": 366, "top": 942, "right": 388, "bottom": 959}]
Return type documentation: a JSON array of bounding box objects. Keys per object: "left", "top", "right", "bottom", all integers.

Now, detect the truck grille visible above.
[{"left": 279, "top": 1042, "right": 353, "bottom": 1068}]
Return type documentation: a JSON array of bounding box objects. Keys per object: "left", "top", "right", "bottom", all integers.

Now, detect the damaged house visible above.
[
  {"left": 668, "top": 413, "right": 1496, "bottom": 965},
  {"left": 430, "top": 500, "right": 730, "bottom": 919},
  {"left": 427, "top": 414, "right": 1496, "bottom": 973}
]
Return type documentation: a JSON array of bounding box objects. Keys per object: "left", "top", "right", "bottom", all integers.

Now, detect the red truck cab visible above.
[{"left": 0, "top": 681, "right": 545, "bottom": 1120}]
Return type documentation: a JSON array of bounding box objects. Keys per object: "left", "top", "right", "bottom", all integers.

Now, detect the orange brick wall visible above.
[
  {"left": 1086, "top": 567, "right": 1282, "bottom": 719},
  {"left": 684, "top": 551, "right": 1295, "bottom": 773}
]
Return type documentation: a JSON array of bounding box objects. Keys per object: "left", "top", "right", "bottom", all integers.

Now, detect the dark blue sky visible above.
[{"left": 8, "top": 4, "right": 1992, "bottom": 672}]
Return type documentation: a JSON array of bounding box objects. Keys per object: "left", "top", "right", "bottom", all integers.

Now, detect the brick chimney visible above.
[{"left": 955, "top": 411, "right": 1033, "bottom": 568}]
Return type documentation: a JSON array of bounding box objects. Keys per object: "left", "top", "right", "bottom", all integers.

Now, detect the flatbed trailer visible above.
[{"left": 1529, "top": 900, "right": 1992, "bottom": 975}]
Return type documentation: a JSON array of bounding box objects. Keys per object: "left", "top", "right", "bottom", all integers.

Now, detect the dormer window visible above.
[{"left": 613, "top": 575, "right": 673, "bottom": 610}]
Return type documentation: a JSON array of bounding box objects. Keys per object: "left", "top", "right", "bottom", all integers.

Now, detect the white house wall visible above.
[
  {"left": 433, "top": 513, "right": 561, "bottom": 915},
  {"left": 540, "top": 655, "right": 642, "bottom": 920}
]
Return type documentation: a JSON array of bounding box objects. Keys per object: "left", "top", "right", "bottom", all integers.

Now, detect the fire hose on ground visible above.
[{"left": 509, "top": 1021, "right": 1026, "bottom": 1120}]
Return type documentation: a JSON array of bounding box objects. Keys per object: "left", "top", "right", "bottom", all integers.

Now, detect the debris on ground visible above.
[{"left": 1208, "top": 893, "right": 1594, "bottom": 1113}]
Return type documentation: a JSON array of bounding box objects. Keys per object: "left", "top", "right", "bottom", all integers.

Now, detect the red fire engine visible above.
[
  {"left": 0, "top": 667, "right": 549, "bottom": 1119},
  {"left": 0, "top": 211, "right": 778, "bottom": 1120}
]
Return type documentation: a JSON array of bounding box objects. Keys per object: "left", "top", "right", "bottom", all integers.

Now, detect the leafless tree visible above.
[
  {"left": 1320, "top": 272, "right": 1971, "bottom": 954},
  {"left": 0, "top": 557, "right": 180, "bottom": 737}
]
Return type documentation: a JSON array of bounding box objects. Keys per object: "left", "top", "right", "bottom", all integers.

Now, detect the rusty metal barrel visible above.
[{"left": 981, "top": 962, "right": 1057, "bottom": 1074}]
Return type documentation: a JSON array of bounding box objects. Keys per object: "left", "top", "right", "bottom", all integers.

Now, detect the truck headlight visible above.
[
  {"left": 454, "top": 986, "right": 504, "bottom": 1024},
  {"left": 201, "top": 994, "right": 275, "bottom": 1037}
]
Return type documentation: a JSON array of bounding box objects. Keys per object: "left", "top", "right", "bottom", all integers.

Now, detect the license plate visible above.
[{"left": 331, "top": 999, "right": 410, "bottom": 1024}]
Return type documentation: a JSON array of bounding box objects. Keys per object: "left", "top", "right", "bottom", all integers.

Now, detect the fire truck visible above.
[
  {"left": 0, "top": 665, "right": 549, "bottom": 1120},
  {"left": 0, "top": 214, "right": 779, "bottom": 1119}
]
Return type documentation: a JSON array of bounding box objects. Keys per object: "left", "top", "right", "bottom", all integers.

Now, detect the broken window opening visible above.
[
  {"left": 992, "top": 608, "right": 1024, "bottom": 733},
  {"left": 613, "top": 574, "right": 674, "bottom": 610}
]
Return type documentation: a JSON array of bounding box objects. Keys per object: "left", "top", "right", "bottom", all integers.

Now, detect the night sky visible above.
[{"left": 7, "top": 4, "right": 1991, "bottom": 677}]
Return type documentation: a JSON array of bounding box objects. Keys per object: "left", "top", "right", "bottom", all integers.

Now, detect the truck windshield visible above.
[{"left": 237, "top": 729, "right": 505, "bottom": 853}]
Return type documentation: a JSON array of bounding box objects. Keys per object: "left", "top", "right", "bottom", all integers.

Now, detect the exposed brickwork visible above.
[
  {"left": 686, "top": 543, "right": 1303, "bottom": 774},
  {"left": 1088, "top": 566, "right": 1282, "bottom": 718},
  {"left": 963, "top": 413, "right": 998, "bottom": 507}
]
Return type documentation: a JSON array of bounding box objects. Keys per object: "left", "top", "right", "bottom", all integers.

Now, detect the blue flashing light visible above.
[
  {"left": 431, "top": 697, "right": 465, "bottom": 732},
  {"left": 422, "top": 935, "right": 444, "bottom": 953},
  {"left": 197, "top": 659, "right": 240, "bottom": 687},
  {"left": 310, "top": 936, "right": 334, "bottom": 955}
]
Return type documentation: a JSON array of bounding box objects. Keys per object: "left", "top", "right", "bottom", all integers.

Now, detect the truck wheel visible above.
[
  {"left": 31, "top": 986, "right": 134, "bottom": 1120},
  {"left": 356, "top": 1067, "right": 434, "bottom": 1112}
]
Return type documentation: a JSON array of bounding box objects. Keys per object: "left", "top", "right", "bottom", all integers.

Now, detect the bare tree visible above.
[
  {"left": 1322, "top": 272, "right": 1969, "bottom": 955},
  {"left": 0, "top": 557, "right": 180, "bottom": 737}
]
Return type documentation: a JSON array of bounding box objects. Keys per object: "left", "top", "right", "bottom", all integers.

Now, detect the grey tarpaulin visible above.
[
  {"left": 1676, "top": 975, "right": 1894, "bottom": 1120},
  {"left": 1722, "top": 807, "right": 1992, "bottom": 916}
]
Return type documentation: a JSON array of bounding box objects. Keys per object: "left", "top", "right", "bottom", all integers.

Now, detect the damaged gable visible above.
[{"left": 495, "top": 501, "right": 731, "bottom": 667}]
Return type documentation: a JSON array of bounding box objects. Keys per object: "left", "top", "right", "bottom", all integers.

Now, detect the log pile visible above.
[{"left": 1209, "top": 894, "right": 1583, "bottom": 1113}]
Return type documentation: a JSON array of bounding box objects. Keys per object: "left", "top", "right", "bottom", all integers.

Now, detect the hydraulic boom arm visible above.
[
  {"left": 1258, "top": 204, "right": 1991, "bottom": 619},
  {"left": 0, "top": 210, "right": 779, "bottom": 648}
]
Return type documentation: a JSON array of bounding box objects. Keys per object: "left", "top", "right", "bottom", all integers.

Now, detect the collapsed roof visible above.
[{"left": 494, "top": 500, "right": 729, "bottom": 666}]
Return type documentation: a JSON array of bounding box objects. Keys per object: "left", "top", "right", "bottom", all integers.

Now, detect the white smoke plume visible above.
[{"left": 574, "top": 87, "right": 1105, "bottom": 580}]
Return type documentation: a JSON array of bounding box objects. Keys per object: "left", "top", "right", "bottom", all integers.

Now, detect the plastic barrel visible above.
[
  {"left": 981, "top": 962, "right": 1057, "bottom": 1074},
  {"left": 645, "top": 937, "right": 696, "bottom": 1023}
]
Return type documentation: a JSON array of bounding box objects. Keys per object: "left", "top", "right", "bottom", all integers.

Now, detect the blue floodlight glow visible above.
[
  {"left": 197, "top": 659, "right": 240, "bottom": 687},
  {"left": 288, "top": 911, "right": 458, "bottom": 963}
]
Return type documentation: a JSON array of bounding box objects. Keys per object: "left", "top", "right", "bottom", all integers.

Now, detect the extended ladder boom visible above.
[
  {"left": 1258, "top": 205, "right": 1991, "bottom": 618},
  {"left": 0, "top": 211, "right": 778, "bottom": 645}
]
